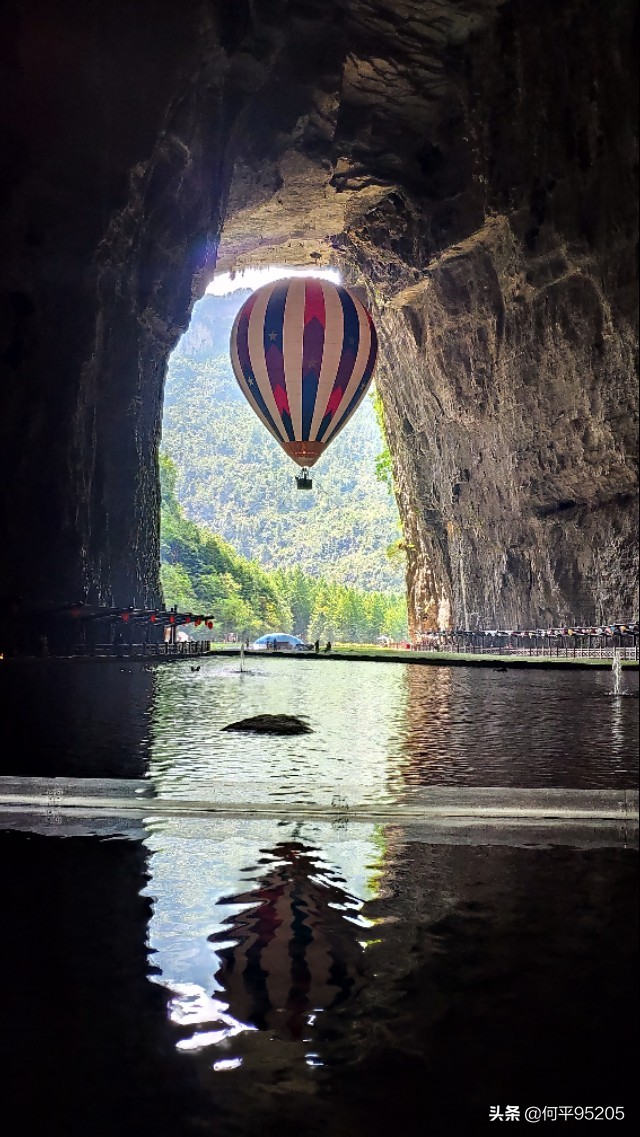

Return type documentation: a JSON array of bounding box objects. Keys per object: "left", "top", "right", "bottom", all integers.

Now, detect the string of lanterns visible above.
[
  {"left": 117, "top": 609, "right": 215, "bottom": 630},
  {"left": 62, "top": 605, "right": 216, "bottom": 631}
]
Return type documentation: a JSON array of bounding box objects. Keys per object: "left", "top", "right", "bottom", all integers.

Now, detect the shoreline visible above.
[
  {"left": 222, "top": 648, "right": 640, "bottom": 671},
  {"left": 3, "top": 648, "right": 637, "bottom": 671}
]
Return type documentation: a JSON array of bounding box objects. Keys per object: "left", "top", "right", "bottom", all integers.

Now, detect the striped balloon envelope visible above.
[{"left": 229, "top": 277, "right": 378, "bottom": 468}]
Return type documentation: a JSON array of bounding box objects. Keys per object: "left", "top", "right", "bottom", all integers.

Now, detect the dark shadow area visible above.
[
  {"left": 1, "top": 826, "right": 632, "bottom": 1136},
  {"left": 321, "top": 843, "right": 639, "bottom": 1136},
  {"left": 0, "top": 660, "right": 153, "bottom": 778},
  {"left": 0, "top": 833, "right": 205, "bottom": 1137}
]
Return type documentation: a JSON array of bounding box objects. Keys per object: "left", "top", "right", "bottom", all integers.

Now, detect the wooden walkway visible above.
[{"left": 71, "top": 639, "right": 214, "bottom": 660}]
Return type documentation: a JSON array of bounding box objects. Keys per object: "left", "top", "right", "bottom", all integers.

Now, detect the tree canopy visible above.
[{"left": 160, "top": 453, "right": 407, "bottom": 643}]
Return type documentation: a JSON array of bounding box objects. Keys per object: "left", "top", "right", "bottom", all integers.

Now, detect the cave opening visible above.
[{"left": 158, "top": 264, "right": 408, "bottom": 646}]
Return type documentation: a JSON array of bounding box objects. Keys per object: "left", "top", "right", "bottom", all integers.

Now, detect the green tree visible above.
[
  {"left": 159, "top": 453, "right": 292, "bottom": 634},
  {"left": 159, "top": 563, "right": 198, "bottom": 611},
  {"left": 159, "top": 449, "right": 408, "bottom": 645},
  {"left": 372, "top": 388, "right": 394, "bottom": 493}
]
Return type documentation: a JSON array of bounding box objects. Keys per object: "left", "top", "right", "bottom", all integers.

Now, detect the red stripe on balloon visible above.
[
  {"left": 303, "top": 279, "right": 325, "bottom": 328},
  {"left": 325, "top": 386, "right": 344, "bottom": 415},
  {"left": 265, "top": 342, "right": 287, "bottom": 398},
  {"left": 273, "top": 384, "right": 291, "bottom": 415}
]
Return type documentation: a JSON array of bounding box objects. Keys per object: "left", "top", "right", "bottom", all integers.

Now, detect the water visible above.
[
  {"left": 149, "top": 658, "right": 638, "bottom": 800},
  {"left": 141, "top": 654, "right": 640, "bottom": 804},
  {"left": 612, "top": 646, "right": 623, "bottom": 695},
  {"left": 2, "top": 657, "right": 637, "bottom": 791},
  {"left": 0, "top": 825, "right": 636, "bottom": 1135},
  {"left": 0, "top": 656, "right": 637, "bottom": 1134}
]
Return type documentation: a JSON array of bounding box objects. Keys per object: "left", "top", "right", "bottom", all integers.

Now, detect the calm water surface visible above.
[
  {"left": 148, "top": 656, "right": 638, "bottom": 802},
  {"left": 3, "top": 655, "right": 637, "bottom": 793},
  {"left": 1, "top": 657, "right": 637, "bottom": 1135}
]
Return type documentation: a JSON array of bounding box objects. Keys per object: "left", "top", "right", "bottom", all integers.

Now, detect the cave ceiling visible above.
[{"left": 217, "top": 0, "right": 501, "bottom": 277}]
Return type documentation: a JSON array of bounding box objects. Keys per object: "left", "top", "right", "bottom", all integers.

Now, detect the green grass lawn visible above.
[
  {"left": 330, "top": 647, "right": 637, "bottom": 667},
  {"left": 214, "top": 643, "right": 638, "bottom": 670}
]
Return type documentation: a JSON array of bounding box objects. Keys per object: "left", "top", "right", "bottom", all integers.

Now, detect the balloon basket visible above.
[{"left": 295, "top": 468, "right": 313, "bottom": 490}]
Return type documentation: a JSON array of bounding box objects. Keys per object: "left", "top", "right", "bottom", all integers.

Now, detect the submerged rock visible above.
[{"left": 222, "top": 714, "right": 313, "bottom": 735}]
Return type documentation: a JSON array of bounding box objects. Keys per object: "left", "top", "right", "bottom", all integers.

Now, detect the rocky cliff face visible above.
[
  {"left": 1, "top": 0, "right": 637, "bottom": 626},
  {"left": 376, "top": 214, "right": 638, "bottom": 631},
  {"left": 352, "top": 0, "right": 639, "bottom": 630},
  {"left": 1, "top": 1, "right": 233, "bottom": 606}
]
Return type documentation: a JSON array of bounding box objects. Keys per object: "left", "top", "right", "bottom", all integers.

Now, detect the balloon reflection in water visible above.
[
  {"left": 142, "top": 819, "right": 383, "bottom": 1059},
  {"left": 209, "top": 841, "right": 369, "bottom": 1041}
]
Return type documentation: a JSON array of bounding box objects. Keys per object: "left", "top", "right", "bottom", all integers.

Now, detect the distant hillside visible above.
[
  {"left": 161, "top": 290, "right": 405, "bottom": 593},
  {"left": 160, "top": 453, "right": 408, "bottom": 642}
]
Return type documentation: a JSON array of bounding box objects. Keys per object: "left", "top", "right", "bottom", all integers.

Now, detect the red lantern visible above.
[
  {"left": 169, "top": 616, "right": 175, "bottom": 625},
  {"left": 150, "top": 614, "right": 156, "bottom": 624},
  {"left": 194, "top": 619, "right": 202, "bottom": 627},
  {"left": 206, "top": 620, "right": 213, "bottom": 630},
  {"left": 121, "top": 613, "right": 129, "bottom": 623},
  {"left": 185, "top": 616, "right": 191, "bottom": 624}
]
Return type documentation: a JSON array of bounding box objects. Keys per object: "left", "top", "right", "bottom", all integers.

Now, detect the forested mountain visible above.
[
  {"left": 161, "top": 289, "right": 405, "bottom": 593},
  {"left": 160, "top": 453, "right": 291, "bottom": 633},
  {"left": 160, "top": 454, "right": 408, "bottom": 642}
]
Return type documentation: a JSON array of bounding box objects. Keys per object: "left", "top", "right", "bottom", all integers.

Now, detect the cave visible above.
[{"left": 1, "top": 0, "right": 637, "bottom": 635}]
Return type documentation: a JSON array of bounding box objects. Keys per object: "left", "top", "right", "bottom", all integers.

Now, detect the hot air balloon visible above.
[{"left": 229, "top": 277, "right": 378, "bottom": 489}]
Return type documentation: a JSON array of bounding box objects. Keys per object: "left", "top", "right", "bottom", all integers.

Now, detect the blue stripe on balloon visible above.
[
  {"left": 326, "top": 319, "right": 378, "bottom": 439},
  {"left": 263, "top": 282, "right": 286, "bottom": 358},
  {"left": 263, "top": 281, "right": 295, "bottom": 440},
  {"left": 235, "top": 302, "right": 285, "bottom": 443},
  {"left": 279, "top": 407, "right": 295, "bottom": 440},
  {"left": 329, "top": 373, "right": 372, "bottom": 436},
  {"left": 302, "top": 312, "right": 324, "bottom": 439},
  {"left": 337, "top": 285, "right": 361, "bottom": 359},
  {"left": 315, "top": 411, "right": 332, "bottom": 439},
  {"left": 302, "top": 370, "right": 319, "bottom": 439},
  {"left": 315, "top": 286, "right": 360, "bottom": 442}
]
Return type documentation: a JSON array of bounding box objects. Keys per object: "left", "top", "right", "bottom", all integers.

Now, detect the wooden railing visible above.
[
  {"left": 79, "top": 639, "right": 214, "bottom": 658},
  {"left": 421, "top": 638, "right": 638, "bottom": 660}
]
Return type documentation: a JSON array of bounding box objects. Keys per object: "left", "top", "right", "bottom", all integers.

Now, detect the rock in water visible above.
[{"left": 222, "top": 714, "right": 312, "bottom": 735}]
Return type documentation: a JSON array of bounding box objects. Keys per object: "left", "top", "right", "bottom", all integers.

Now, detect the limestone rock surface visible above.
[{"left": 222, "top": 714, "right": 313, "bottom": 735}]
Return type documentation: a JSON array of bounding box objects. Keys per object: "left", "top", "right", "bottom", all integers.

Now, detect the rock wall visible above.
[
  {"left": 1, "top": 1, "right": 245, "bottom": 606},
  {"left": 374, "top": 209, "right": 638, "bottom": 630},
  {"left": 339, "top": 0, "right": 638, "bottom": 628},
  {"left": 1, "top": 0, "right": 637, "bottom": 627}
]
